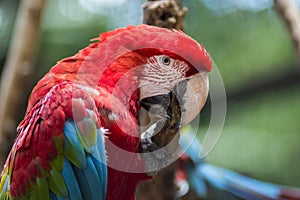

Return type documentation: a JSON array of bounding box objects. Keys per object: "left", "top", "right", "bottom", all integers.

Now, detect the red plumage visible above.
[{"left": 1, "top": 24, "right": 212, "bottom": 200}]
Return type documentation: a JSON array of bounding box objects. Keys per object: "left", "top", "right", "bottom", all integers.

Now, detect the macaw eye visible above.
[{"left": 161, "top": 56, "right": 171, "bottom": 66}]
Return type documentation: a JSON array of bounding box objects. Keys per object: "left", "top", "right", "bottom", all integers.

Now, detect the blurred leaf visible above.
[
  {"left": 207, "top": 83, "right": 300, "bottom": 187},
  {"left": 184, "top": 1, "right": 295, "bottom": 91}
]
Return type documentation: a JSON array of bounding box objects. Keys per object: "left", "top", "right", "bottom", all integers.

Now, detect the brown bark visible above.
[
  {"left": 136, "top": 162, "right": 178, "bottom": 200},
  {"left": 143, "top": 0, "right": 187, "bottom": 31},
  {"left": 136, "top": 1, "right": 187, "bottom": 199},
  {"left": 0, "top": 0, "right": 47, "bottom": 168}
]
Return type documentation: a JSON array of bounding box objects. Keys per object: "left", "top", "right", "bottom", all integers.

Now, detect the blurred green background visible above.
[{"left": 0, "top": 0, "right": 299, "bottom": 187}]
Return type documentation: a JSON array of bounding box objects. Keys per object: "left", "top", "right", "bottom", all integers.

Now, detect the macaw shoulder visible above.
[
  {"left": 17, "top": 82, "right": 109, "bottom": 150},
  {"left": 0, "top": 82, "right": 110, "bottom": 199}
]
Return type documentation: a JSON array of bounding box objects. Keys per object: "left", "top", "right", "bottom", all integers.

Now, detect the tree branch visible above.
[
  {"left": 275, "top": 0, "right": 300, "bottom": 65},
  {"left": 228, "top": 66, "right": 300, "bottom": 102},
  {"left": 136, "top": 1, "right": 187, "bottom": 199},
  {"left": 0, "top": 0, "right": 46, "bottom": 168},
  {"left": 143, "top": 0, "right": 187, "bottom": 31}
]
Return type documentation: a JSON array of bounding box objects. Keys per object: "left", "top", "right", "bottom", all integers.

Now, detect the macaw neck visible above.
[{"left": 97, "top": 52, "right": 145, "bottom": 118}]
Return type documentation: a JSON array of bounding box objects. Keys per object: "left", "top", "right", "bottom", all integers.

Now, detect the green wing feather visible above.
[{"left": 0, "top": 117, "right": 107, "bottom": 200}]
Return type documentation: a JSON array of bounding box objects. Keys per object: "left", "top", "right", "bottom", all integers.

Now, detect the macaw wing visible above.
[
  {"left": 52, "top": 119, "right": 107, "bottom": 200},
  {"left": 0, "top": 118, "right": 107, "bottom": 200},
  {"left": 0, "top": 86, "right": 107, "bottom": 200}
]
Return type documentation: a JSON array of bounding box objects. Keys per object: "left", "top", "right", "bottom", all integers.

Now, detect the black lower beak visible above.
[
  {"left": 140, "top": 88, "right": 183, "bottom": 132},
  {"left": 139, "top": 89, "right": 184, "bottom": 174}
]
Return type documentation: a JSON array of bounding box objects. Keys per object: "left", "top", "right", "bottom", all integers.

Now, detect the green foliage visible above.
[
  {"left": 206, "top": 83, "right": 300, "bottom": 187},
  {"left": 185, "top": 1, "right": 295, "bottom": 91}
]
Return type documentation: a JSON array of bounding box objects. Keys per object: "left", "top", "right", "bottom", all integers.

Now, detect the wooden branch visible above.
[
  {"left": 275, "top": 0, "right": 300, "bottom": 64},
  {"left": 143, "top": 0, "right": 187, "bottom": 31},
  {"left": 136, "top": 162, "right": 178, "bottom": 200},
  {"left": 136, "top": 1, "right": 187, "bottom": 199},
  {"left": 228, "top": 67, "right": 300, "bottom": 102},
  {"left": 0, "top": 0, "right": 46, "bottom": 168}
]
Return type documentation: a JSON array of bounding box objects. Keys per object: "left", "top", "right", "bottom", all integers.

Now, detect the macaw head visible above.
[
  {"left": 138, "top": 48, "right": 210, "bottom": 127},
  {"left": 95, "top": 25, "right": 211, "bottom": 129},
  {"left": 87, "top": 25, "right": 212, "bottom": 168}
]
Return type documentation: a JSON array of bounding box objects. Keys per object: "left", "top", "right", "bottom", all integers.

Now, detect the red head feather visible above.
[
  {"left": 29, "top": 24, "right": 212, "bottom": 111},
  {"left": 96, "top": 24, "right": 212, "bottom": 72}
]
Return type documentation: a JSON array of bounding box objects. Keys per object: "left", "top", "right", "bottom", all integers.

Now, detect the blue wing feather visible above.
[
  {"left": 95, "top": 129, "right": 107, "bottom": 196},
  {"left": 64, "top": 121, "right": 87, "bottom": 168},
  {"left": 199, "top": 163, "right": 281, "bottom": 199},
  {"left": 179, "top": 126, "right": 300, "bottom": 200},
  {"left": 61, "top": 157, "right": 83, "bottom": 200},
  {"left": 82, "top": 155, "right": 102, "bottom": 200},
  {"left": 50, "top": 120, "right": 107, "bottom": 200},
  {"left": 91, "top": 155, "right": 107, "bottom": 198},
  {"left": 72, "top": 163, "right": 95, "bottom": 200},
  {"left": 50, "top": 191, "right": 58, "bottom": 200}
]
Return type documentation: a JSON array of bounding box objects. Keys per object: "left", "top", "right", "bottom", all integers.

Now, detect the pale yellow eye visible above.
[{"left": 161, "top": 56, "right": 171, "bottom": 66}]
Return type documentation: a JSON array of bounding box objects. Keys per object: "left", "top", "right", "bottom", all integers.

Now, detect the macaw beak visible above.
[
  {"left": 139, "top": 72, "right": 209, "bottom": 129},
  {"left": 139, "top": 72, "right": 209, "bottom": 174},
  {"left": 175, "top": 72, "right": 209, "bottom": 125}
]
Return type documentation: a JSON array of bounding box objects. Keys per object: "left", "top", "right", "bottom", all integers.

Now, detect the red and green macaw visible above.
[{"left": 0, "top": 24, "right": 212, "bottom": 200}]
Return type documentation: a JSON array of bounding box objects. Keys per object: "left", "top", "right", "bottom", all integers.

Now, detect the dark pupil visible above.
[{"left": 163, "top": 56, "right": 170, "bottom": 65}]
